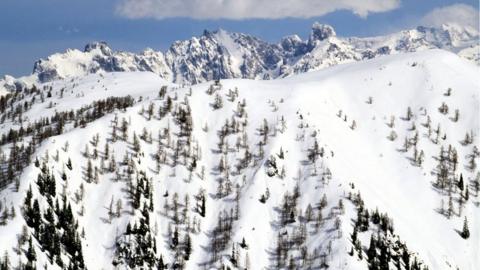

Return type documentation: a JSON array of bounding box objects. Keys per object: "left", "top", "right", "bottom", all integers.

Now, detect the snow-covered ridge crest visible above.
[
  {"left": 1, "top": 22, "right": 478, "bottom": 91},
  {"left": 30, "top": 41, "right": 171, "bottom": 83}
]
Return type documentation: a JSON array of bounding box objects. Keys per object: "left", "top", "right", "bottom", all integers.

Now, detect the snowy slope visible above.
[{"left": 0, "top": 49, "right": 478, "bottom": 270}]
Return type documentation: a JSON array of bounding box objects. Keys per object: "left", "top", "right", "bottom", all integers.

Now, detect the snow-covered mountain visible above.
[
  {"left": 32, "top": 42, "right": 172, "bottom": 83},
  {"left": 1, "top": 22, "right": 478, "bottom": 91},
  {"left": 0, "top": 49, "right": 478, "bottom": 270}
]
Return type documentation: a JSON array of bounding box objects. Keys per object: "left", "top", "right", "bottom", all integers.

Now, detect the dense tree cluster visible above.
[
  {"left": 23, "top": 185, "right": 86, "bottom": 269},
  {"left": 348, "top": 192, "right": 428, "bottom": 270},
  {"left": 113, "top": 203, "right": 160, "bottom": 268}
]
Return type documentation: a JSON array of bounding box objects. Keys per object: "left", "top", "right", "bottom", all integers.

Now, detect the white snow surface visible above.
[{"left": 0, "top": 49, "right": 478, "bottom": 270}]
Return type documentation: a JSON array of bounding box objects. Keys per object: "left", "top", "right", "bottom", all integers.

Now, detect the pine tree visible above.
[
  {"left": 349, "top": 246, "right": 355, "bottom": 256},
  {"left": 26, "top": 237, "right": 36, "bottom": 266},
  {"left": 288, "top": 255, "right": 295, "bottom": 270},
  {"left": 278, "top": 147, "right": 284, "bottom": 159},
  {"left": 458, "top": 174, "right": 464, "bottom": 191},
  {"left": 116, "top": 199, "right": 123, "bottom": 218},
  {"left": 0, "top": 251, "right": 10, "bottom": 270},
  {"left": 0, "top": 208, "right": 8, "bottom": 225},
  {"left": 86, "top": 159, "right": 93, "bottom": 183},
  {"left": 356, "top": 239, "right": 363, "bottom": 260},
  {"left": 447, "top": 196, "right": 454, "bottom": 218},
  {"left": 402, "top": 248, "right": 410, "bottom": 269},
  {"left": 108, "top": 196, "right": 114, "bottom": 222},
  {"left": 171, "top": 226, "right": 179, "bottom": 248},
  {"left": 133, "top": 132, "right": 141, "bottom": 153},
  {"left": 66, "top": 157, "right": 73, "bottom": 170},
  {"left": 240, "top": 237, "right": 248, "bottom": 249},
  {"left": 184, "top": 233, "right": 192, "bottom": 260},
  {"left": 351, "top": 226, "right": 358, "bottom": 243},
  {"left": 157, "top": 255, "right": 166, "bottom": 270},
  {"left": 31, "top": 199, "right": 41, "bottom": 230},
  {"left": 213, "top": 93, "right": 223, "bottom": 110},
  {"left": 406, "top": 107, "right": 413, "bottom": 121},
  {"left": 461, "top": 216, "right": 470, "bottom": 239},
  {"left": 367, "top": 234, "right": 377, "bottom": 262},
  {"left": 199, "top": 195, "right": 206, "bottom": 217},
  {"left": 230, "top": 244, "right": 237, "bottom": 266}
]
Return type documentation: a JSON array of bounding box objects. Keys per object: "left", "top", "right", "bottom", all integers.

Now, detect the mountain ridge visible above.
[{"left": 1, "top": 22, "right": 478, "bottom": 92}]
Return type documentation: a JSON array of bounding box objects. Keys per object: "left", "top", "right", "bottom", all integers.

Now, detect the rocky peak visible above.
[
  {"left": 310, "top": 23, "right": 336, "bottom": 42},
  {"left": 280, "top": 35, "right": 303, "bottom": 50},
  {"left": 202, "top": 29, "right": 216, "bottom": 39},
  {"left": 84, "top": 42, "right": 112, "bottom": 56}
]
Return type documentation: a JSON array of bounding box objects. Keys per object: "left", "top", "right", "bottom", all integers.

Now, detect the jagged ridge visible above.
[{"left": 1, "top": 22, "right": 478, "bottom": 92}]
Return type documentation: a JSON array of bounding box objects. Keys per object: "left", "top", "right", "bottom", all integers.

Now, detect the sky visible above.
[{"left": 0, "top": 0, "right": 478, "bottom": 77}]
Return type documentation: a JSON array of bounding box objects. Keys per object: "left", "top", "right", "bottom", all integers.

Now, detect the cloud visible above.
[
  {"left": 420, "top": 4, "right": 479, "bottom": 29},
  {"left": 115, "top": 0, "right": 400, "bottom": 20}
]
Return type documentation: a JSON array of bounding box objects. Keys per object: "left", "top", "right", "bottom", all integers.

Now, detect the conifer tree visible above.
[
  {"left": 86, "top": 159, "right": 93, "bottom": 183},
  {"left": 447, "top": 196, "right": 454, "bottom": 218},
  {"left": 171, "top": 226, "right": 179, "bottom": 248},
  {"left": 461, "top": 216, "right": 470, "bottom": 239},
  {"left": 199, "top": 194, "right": 206, "bottom": 217},
  {"left": 0, "top": 251, "right": 10, "bottom": 270},
  {"left": 458, "top": 174, "right": 464, "bottom": 191},
  {"left": 184, "top": 233, "right": 192, "bottom": 260},
  {"left": 66, "top": 158, "right": 73, "bottom": 170},
  {"left": 367, "top": 234, "right": 377, "bottom": 262},
  {"left": 25, "top": 237, "right": 36, "bottom": 268},
  {"left": 157, "top": 255, "right": 166, "bottom": 270}
]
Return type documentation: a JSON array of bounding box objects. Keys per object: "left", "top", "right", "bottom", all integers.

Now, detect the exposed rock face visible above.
[{"left": 6, "top": 23, "right": 479, "bottom": 87}]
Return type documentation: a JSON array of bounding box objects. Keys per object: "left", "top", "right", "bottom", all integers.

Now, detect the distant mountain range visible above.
[{"left": 1, "top": 22, "right": 478, "bottom": 91}]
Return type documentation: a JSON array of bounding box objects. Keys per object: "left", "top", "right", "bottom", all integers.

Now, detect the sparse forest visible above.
[{"left": 0, "top": 49, "right": 478, "bottom": 270}]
